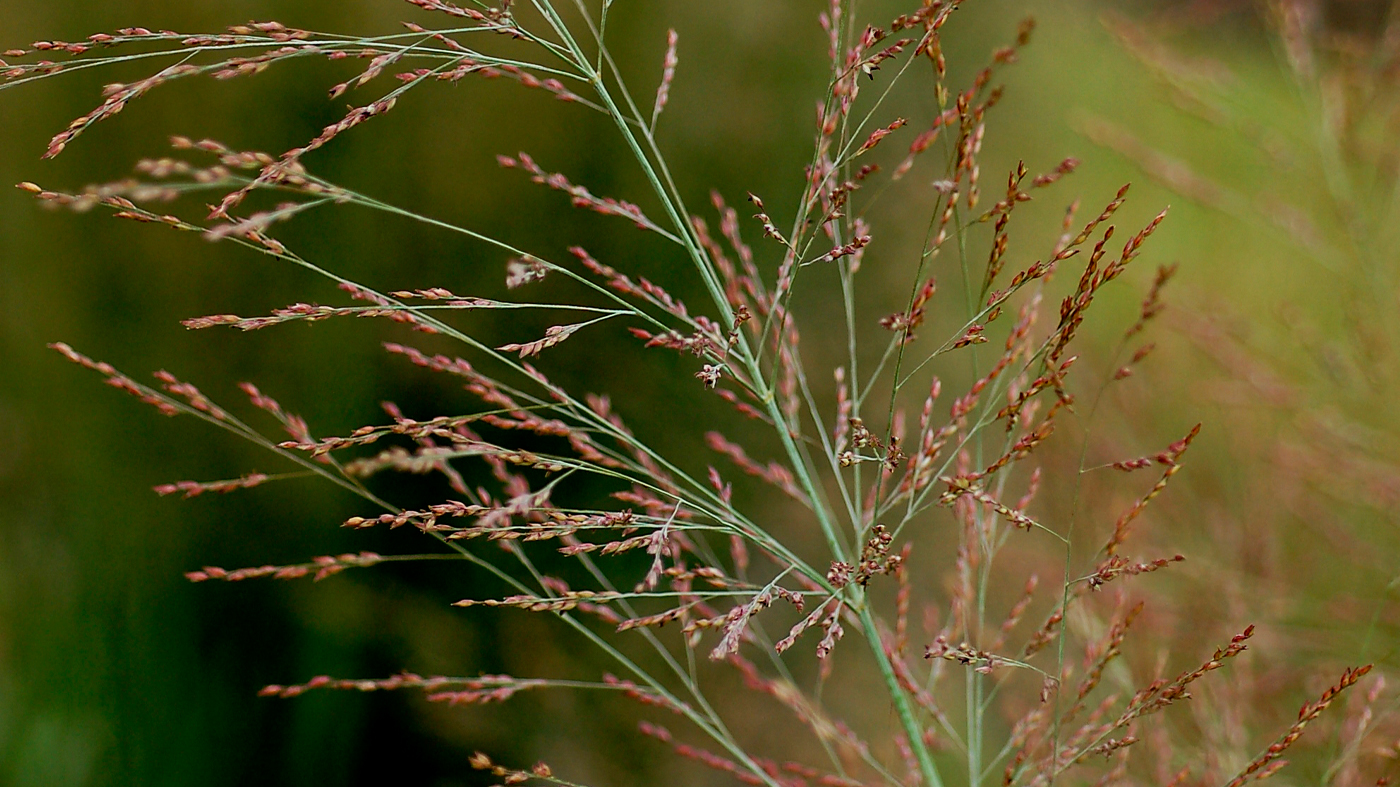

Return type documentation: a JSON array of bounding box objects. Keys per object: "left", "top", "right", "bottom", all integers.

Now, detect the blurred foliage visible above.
[{"left": 3, "top": 0, "right": 1397, "bottom": 785}]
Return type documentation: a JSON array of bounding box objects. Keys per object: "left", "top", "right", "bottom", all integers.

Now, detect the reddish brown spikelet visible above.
[
  {"left": 1060, "top": 601, "right": 1143, "bottom": 728},
  {"left": 637, "top": 720, "right": 673, "bottom": 743},
  {"left": 571, "top": 246, "right": 692, "bottom": 321},
  {"left": 809, "top": 234, "right": 871, "bottom": 266},
  {"left": 989, "top": 574, "right": 1037, "bottom": 652},
  {"left": 938, "top": 474, "right": 1043, "bottom": 532},
  {"left": 706, "top": 589, "right": 781, "bottom": 660},
  {"left": 49, "top": 342, "right": 183, "bottom": 416},
  {"left": 238, "top": 382, "right": 316, "bottom": 446},
  {"left": 500, "top": 152, "right": 657, "bottom": 231},
  {"left": 186, "top": 551, "right": 382, "bottom": 583},
  {"left": 1113, "top": 423, "right": 1200, "bottom": 471},
  {"left": 704, "top": 431, "right": 808, "bottom": 503},
  {"left": 776, "top": 599, "right": 838, "bottom": 654},
  {"left": 1060, "top": 184, "right": 1130, "bottom": 259},
  {"left": 1104, "top": 423, "right": 1201, "bottom": 555},
  {"left": 204, "top": 199, "right": 320, "bottom": 241},
  {"left": 43, "top": 61, "right": 202, "bottom": 159},
  {"left": 926, "top": 638, "right": 1011, "bottom": 675},
  {"left": 881, "top": 277, "right": 936, "bottom": 342},
  {"left": 258, "top": 670, "right": 540, "bottom": 703},
  {"left": 155, "top": 472, "right": 270, "bottom": 499},
  {"left": 952, "top": 323, "right": 988, "bottom": 349},
  {"left": 858, "top": 36, "right": 911, "bottom": 80},
  {"left": 1032, "top": 157, "right": 1078, "bottom": 188},
  {"left": 1125, "top": 263, "right": 1178, "bottom": 339},
  {"left": 1113, "top": 209, "right": 1169, "bottom": 276},
  {"left": 652, "top": 28, "right": 679, "bottom": 122},
  {"left": 605, "top": 673, "right": 691, "bottom": 715},
  {"left": 1116, "top": 625, "right": 1254, "bottom": 726},
  {"left": 1085, "top": 554, "right": 1185, "bottom": 591},
  {"left": 855, "top": 117, "right": 907, "bottom": 157},
  {"left": 815, "top": 602, "right": 845, "bottom": 659},
  {"left": 199, "top": 283, "right": 438, "bottom": 334},
  {"left": 747, "top": 192, "right": 790, "bottom": 247},
  {"left": 726, "top": 655, "right": 871, "bottom": 765},
  {"left": 1222, "top": 665, "right": 1374, "bottom": 787},
  {"left": 456, "top": 591, "right": 609, "bottom": 615},
  {"left": 1022, "top": 605, "right": 1072, "bottom": 660},
  {"left": 505, "top": 256, "right": 549, "bottom": 289},
  {"left": 618, "top": 604, "right": 690, "bottom": 633},
  {"left": 893, "top": 108, "right": 955, "bottom": 179},
  {"left": 497, "top": 322, "right": 585, "bottom": 358},
  {"left": 182, "top": 314, "right": 243, "bottom": 330},
  {"left": 209, "top": 83, "right": 412, "bottom": 220},
  {"left": 665, "top": 738, "right": 765, "bottom": 785},
  {"left": 629, "top": 326, "right": 714, "bottom": 358},
  {"left": 404, "top": 0, "right": 490, "bottom": 21}
]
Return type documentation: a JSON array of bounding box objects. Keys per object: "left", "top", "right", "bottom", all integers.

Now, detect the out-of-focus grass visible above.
[
  {"left": 1027, "top": 6, "right": 1400, "bottom": 776},
  {"left": 2, "top": 0, "right": 1393, "bottom": 784}
]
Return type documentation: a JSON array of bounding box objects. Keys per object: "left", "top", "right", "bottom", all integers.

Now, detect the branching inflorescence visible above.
[{"left": 7, "top": 1, "right": 1383, "bottom": 785}]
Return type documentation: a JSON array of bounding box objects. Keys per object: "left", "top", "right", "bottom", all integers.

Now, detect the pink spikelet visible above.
[{"left": 651, "top": 29, "right": 679, "bottom": 125}]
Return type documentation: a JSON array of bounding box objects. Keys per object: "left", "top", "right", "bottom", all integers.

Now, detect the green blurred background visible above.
[{"left": 5, "top": 1, "right": 1397, "bottom": 784}]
